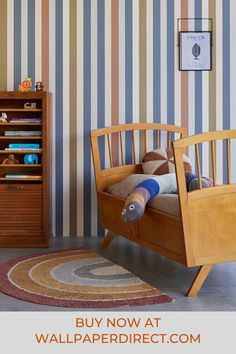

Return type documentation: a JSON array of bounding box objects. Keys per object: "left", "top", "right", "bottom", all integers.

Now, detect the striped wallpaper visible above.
[{"left": 0, "top": 0, "right": 235, "bottom": 237}]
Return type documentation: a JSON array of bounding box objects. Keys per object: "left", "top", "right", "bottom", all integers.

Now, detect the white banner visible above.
[{"left": 0, "top": 312, "right": 234, "bottom": 354}]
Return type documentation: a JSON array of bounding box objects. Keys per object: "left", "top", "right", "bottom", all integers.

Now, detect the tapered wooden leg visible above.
[
  {"left": 100, "top": 231, "right": 116, "bottom": 249},
  {"left": 187, "top": 265, "right": 213, "bottom": 297}
]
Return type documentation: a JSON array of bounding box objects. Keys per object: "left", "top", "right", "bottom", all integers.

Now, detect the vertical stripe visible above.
[
  {"left": 42, "top": 0, "right": 49, "bottom": 90},
  {"left": 105, "top": 0, "right": 112, "bottom": 168},
  {"left": 28, "top": 0, "right": 35, "bottom": 87},
  {"left": 125, "top": 0, "right": 132, "bottom": 163},
  {"left": 7, "top": 0, "right": 14, "bottom": 90},
  {"left": 35, "top": 0, "right": 42, "bottom": 82},
  {"left": 83, "top": 0, "right": 91, "bottom": 236},
  {"left": 230, "top": 0, "right": 236, "bottom": 182},
  {"left": 49, "top": 0, "right": 56, "bottom": 236},
  {"left": 14, "top": 0, "right": 21, "bottom": 90},
  {"left": 111, "top": 0, "right": 119, "bottom": 166},
  {"left": 181, "top": 0, "right": 189, "bottom": 131},
  {"left": 139, "top": 0, "right": 147, "bottom": 158},
  {"left": 0, "top": 0, "right": 7, "bottom": 90},
  {"left": 160, "top": 0, "right": 167, "bottom": 148},
  {"left": 97, "top": 0, "right": 105, "bottom": 236},
  {"left": 153, "top": 0, "right": 161, "bottom": 125},
  {"left": 21, "top": 0, "right": 28, "bottom": 80},
  {"left": 62, "top": 0, "right": 70, "bottom": 236},
  {"left": 119, "top": 0, "right": 126, "bottom": 127},
  {"left": 132, "top": 0, "right": 139, "bottom": 160},
  {"left": 201, "top": 1, "right": 209, "bottom": 176},
  {"left": 69, "top": 0, "right": 77, "bottom": 235},
  {"left": 146, "top": 0, "right": 154, "bottom": 151},
  {"left": 215, "top": 0, "right": 223, "bottom": 183},
  {"left": 77, "top": 0, "right": 84, "bottom": 236},
  {"left": 91, "top": 0, "right": 98, "bottom": 236},
  {"left": 188, "top": 0, "right": 195, "bottom": 170},
  {"left": 223, "top": 0, "right": 230, "bottom": 183},
  {"left": 194, "top": 0, "right": 202, "bottom": 166},
  {"left": 167, "top": 0, "right": 175, "bottom": 125},
  {"left": 55, "top": 0, "right": 63, "bottom": 236},
  {"left": 174, "top": 0, "right": 181, "bottom": 129}
]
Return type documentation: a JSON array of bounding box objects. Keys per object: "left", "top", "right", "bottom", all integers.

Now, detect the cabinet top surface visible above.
[{"left": 0, "top": 91, "right": 49, "bottom": 99}]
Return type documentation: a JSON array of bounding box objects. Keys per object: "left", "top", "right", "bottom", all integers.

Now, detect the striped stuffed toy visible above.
[{"left": 121, "top": 172, "right": 212, "bottom": 223}]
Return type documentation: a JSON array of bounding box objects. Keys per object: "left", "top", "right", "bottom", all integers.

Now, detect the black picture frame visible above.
[{"left": 179, "top": 31, "right": 212, "bottom": 71}]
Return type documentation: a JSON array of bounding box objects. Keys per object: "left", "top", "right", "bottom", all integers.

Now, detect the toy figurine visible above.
[
  {"left": 18, "top": 77, "right": 32, "bottom": 92},
  {"left": 24, "top": 102, "right": 37, "bottom": 109},
  {"left": 35, "top": 81, "right": 44, "bottom": 91},
  {"left": 2, "top": 154, "right": 19, "bottom": 165},
  {"left": 0, "top": 113, "right": 8, "bottom": 123}
]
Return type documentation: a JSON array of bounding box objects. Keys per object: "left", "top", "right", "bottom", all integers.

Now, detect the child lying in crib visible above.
[{"left": 121, "top": 172, "right": 213, "bottom": 223}]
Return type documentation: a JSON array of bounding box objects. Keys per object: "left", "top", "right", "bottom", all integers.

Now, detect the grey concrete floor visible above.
[{"left": 0, "top": 236, "right": 236, "bottom": 311}]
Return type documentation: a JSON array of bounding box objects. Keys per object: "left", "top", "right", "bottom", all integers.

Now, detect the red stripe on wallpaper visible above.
[
  {"left": 42, "top": 0, "right": 49, "bottom": 91},
  {"left": 181, "top": 0, "right": 188, "bottom": 131}
]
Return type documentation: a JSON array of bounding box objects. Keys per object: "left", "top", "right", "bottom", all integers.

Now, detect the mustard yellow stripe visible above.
[
  {"left": 70, "top": 0, "right": 78, "bottom": 236},
  {"left": 0, "top": 0, "right": 7, "bottom": 90},
  {"left": 139, "top": 0, "right": 147, "bottom": 157}
]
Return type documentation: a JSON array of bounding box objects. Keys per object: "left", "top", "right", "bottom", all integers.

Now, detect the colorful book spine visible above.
[
  {"left": 8, "top": 143, "right": 40, "bottom": 149},
  {"left": 4, "top": 131, "right": 42, "bottom": 136},
  {"left": 5, "top": 175, "right": 41, "bottom": 179}
]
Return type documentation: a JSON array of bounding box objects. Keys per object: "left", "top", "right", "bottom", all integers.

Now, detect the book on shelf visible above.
[
  {"left": 5, "top": 148, "right": 42, "bottom": 151},
  {"left": 5, "top": 174, "right": 42, "bottom": 179},
  {"left": 9, "top": 118, "right": 42, "bottom": 123},
  {"left": 4, "top": 131, "right": 42, "bottom": 136},
  {"left": 8, "top": 143, "right": 40, "bottom": 149}
]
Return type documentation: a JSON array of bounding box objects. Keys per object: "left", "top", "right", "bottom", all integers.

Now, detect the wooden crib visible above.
[{"left": 90, "top": 124, "right": 236, "bottom": 296}]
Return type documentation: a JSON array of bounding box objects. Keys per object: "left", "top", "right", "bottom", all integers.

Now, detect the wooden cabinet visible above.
[{"left": 0, "top": 92, "right": 50, "bottom": 247}]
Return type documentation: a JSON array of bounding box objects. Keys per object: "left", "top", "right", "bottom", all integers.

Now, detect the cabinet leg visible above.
[
  {"left": 187, "top": 265, "right": 213, "bottom": 297},
  {"left": 100, "top": 231, "right": 116, "bottom": 249}
]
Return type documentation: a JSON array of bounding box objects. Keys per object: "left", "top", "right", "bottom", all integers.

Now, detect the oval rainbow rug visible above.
[{"left": 0, "top": 249, "right": 173, "bottom": 308}]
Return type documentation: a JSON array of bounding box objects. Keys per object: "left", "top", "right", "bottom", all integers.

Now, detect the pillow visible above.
[{"left": 142, "top": 148, "right": 192, "bottom": 175}]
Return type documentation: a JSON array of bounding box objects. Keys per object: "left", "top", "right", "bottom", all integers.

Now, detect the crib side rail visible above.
[
  {"left": 91, "top": 123, "right": 187, "bottom": 192},
  {"left": 173, "top": 130, "right": 236, "bottom": 267}
]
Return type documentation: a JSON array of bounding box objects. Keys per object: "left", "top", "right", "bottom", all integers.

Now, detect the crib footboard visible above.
[{"left": 173, "top": 130, "right": 236, "bottom": 267}]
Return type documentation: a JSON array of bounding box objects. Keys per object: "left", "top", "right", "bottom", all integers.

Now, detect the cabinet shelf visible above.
[
  {"left": 0, "top": 136, "right": 42, "bottom": 140},
  {"left": 0, "top": 123, "right": 42, "bottom": 126},
  {"left": 0, "top": 108, "right": 42, "bottom": 112},
  {"left": 0, "top": 164, "right": 42, "bottom": 167},
  {"left": 0, "top": 177, "right": 42, "bottom": 181},
  {"left": 0, "top": 150, "right": 42, "bottom": 154}
]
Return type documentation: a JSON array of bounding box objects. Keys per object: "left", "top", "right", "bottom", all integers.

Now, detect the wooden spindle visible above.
[
  {"left": 156, "top": 130, "right": 159, "bottom": 149},
  {"left": 106, "top": 134, "right": 113, "bottom": 168},
  {"left": 144, "top": 130, "right": 148, "bottom": 154},
  {"left": 195, "top": 144, "right": 202, "bottom": 189},
  {"left": 119, "top": 131, "right": 124, "bottom": 166},
  {"left": 226, "top": 139, "right": 231, "bottom": 184},
  {"left": 210, "top": 141, "right": 216, "bottom": 186},
  {"left": 167, "top": 131, "right": 171, "bottom": 149},
  {"left": 132, "top": 130, "right": 136, "bottom": 164}
]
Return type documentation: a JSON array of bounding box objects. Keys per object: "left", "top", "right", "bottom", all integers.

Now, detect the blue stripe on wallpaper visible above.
[
  {"left": 97, "top": 0, "right": 105, "bottom": 236},
  {"left": 83, "top": 0, "right": 91, "bottom": 236},
  {"left": 167, "top": 0, "right": 174, "bottom": 126},
  {"left": 153, "top": 0, "right": 161, "bottom": 148},
  {"left": 14, "top": 0, "right": 21, "bottom": 90},
  {"left": 195, "top": 0, "right": 202, "bottom": 167},
  {"left": 55, "top": 0, "right": 63, "bottom": 237},
  {"left": 223, "top": 0, "right": 230, "bottom": 183},
  {"left": 125, "top": 0, "right": 133, "bottom": 164},
  {"left": 28, "top": 0, "right": 35, "bottom": 87}
]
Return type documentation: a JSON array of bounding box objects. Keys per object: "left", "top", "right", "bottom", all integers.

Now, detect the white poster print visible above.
[{"left": 180, "top": 32, "right": 211, "bottom": 71}]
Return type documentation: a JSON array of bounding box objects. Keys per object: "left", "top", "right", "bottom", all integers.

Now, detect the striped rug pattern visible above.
[
  {"left": 0, "top": 0, "right": 235, "bottom": 237},
  {"left": 0, "top": 249, "right": 173, "bottom": 308}
]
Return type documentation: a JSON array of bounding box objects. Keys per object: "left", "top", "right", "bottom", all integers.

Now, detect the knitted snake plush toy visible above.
[{"left": 121, "top": 172, "right": 212, "bottom": 223}]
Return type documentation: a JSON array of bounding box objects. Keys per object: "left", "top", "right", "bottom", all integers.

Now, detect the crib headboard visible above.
[{"left": 90, "top": 123, "right": 187, "bottom": 192}]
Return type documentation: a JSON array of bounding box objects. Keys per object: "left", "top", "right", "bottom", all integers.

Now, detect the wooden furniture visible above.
[
  {"left": 91, "top": 124, "right": 236, "bottom": 296},
  {"left": 0, "top": 92, "right": 50, "bottom": 247}
]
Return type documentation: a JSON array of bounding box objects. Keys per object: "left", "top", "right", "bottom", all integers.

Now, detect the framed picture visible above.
[{"left": 179, "top": 31, "right": 212, "bottom": 71}]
